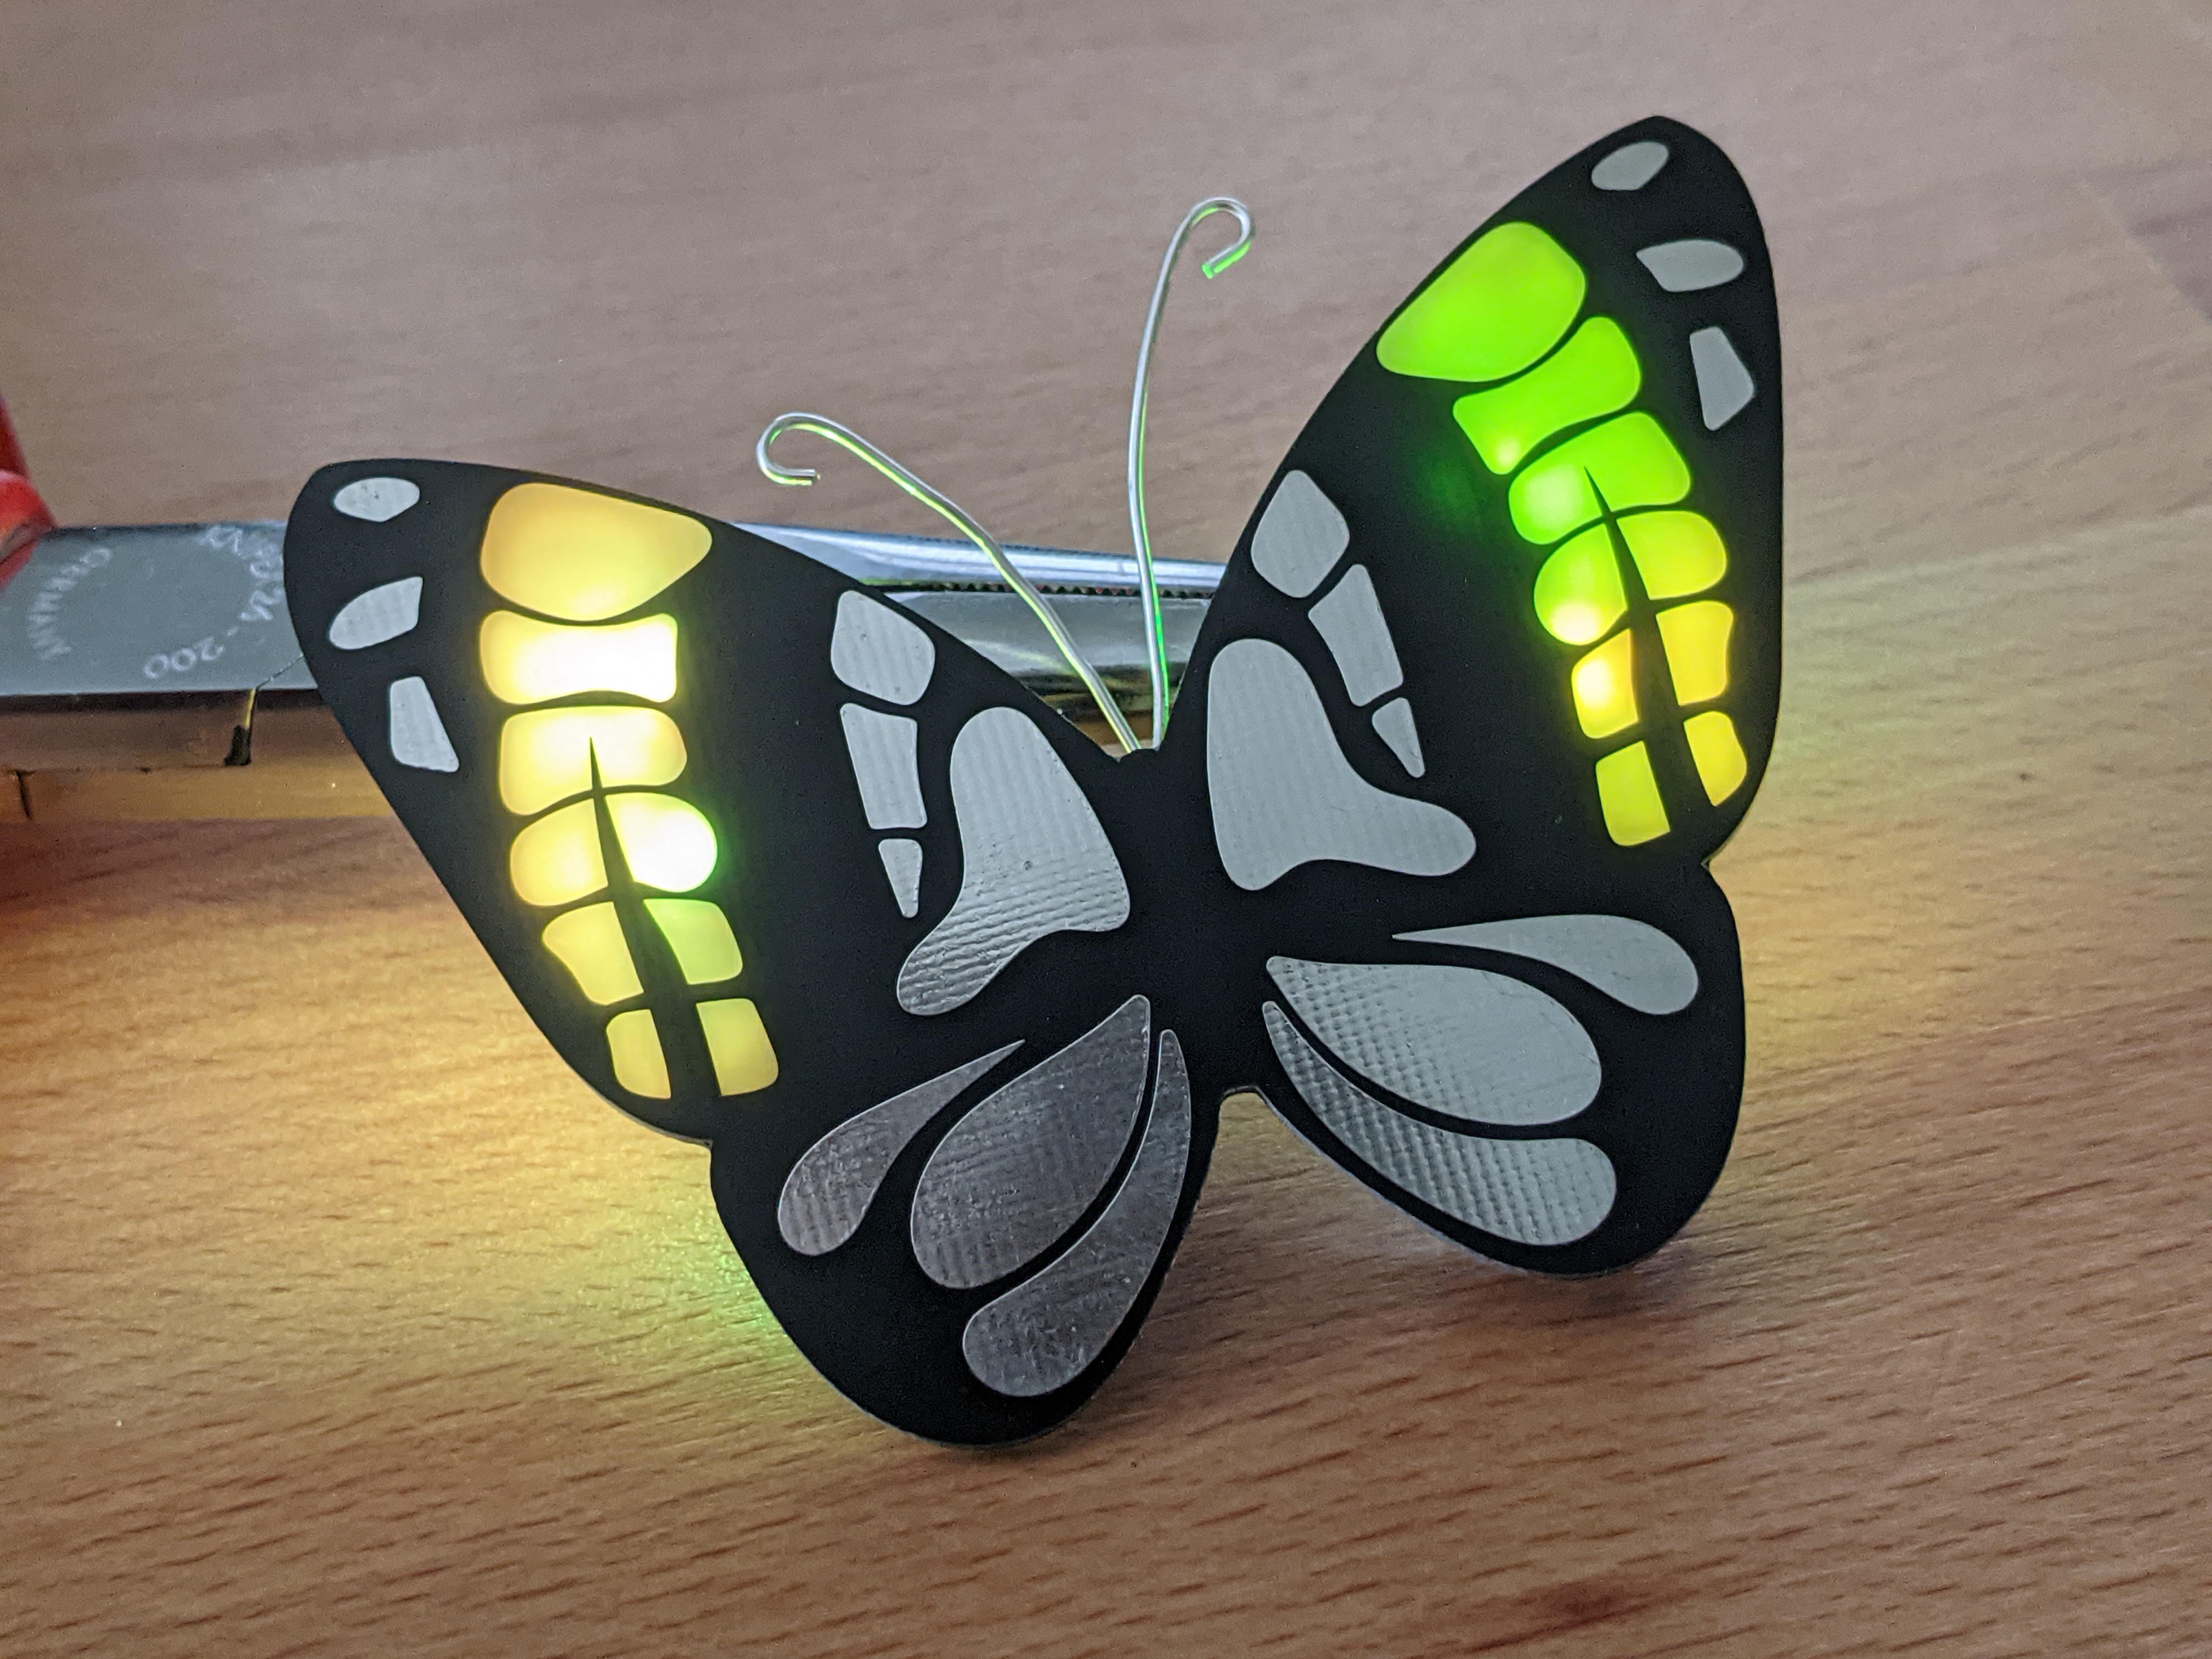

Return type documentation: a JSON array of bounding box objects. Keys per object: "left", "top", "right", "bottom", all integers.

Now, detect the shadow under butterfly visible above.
[{"left": 284, "top": 116, "right": 1781, "bottom": 1446}]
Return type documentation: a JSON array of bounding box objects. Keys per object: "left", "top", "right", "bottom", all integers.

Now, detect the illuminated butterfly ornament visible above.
[{"left": 284, "top": 117, "right": 1779, "bottom": 1446}]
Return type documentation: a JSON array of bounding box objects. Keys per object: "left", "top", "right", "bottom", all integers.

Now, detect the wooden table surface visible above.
[{"left": 4, "top": 4, "right": 2208, "bottom": 1654}]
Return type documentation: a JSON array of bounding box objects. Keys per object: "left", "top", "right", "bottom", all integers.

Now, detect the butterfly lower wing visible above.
[
  {"left": 286, "top": 461, "right": 1211, "bottom": 1442},
  {"left": 1157, "top": 117, "right": 1777, "bottom": 1271}
]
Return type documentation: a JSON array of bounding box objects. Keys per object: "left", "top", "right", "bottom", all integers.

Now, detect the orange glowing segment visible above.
[
  {"left": 510, "top": 799, "right": 607, "bottom": 906},
  {"left": 1656, "top": 601, "right": 1733, "bottom": 705},
  {"left": 697, "top": 998, "right": 778, "bottom": 1095},
  {"left": 645, "top": 899, "right": 742, "bottom": 984},
  {"left": 1571, "top": 631, "right": 1638, "bottom": 738},
  {"left": 1684, "top": 710, "right": 1749, "bottom": 804},
  {"left": 606, "top": 1008, "right": 671, "bottom": 1097},
  {"left": 541, "top": 904, "right": 641, "bottom": 1003},
  {"left": 1594, "top": 743, "right": 1669, "bottom": 845},
  {"left": 479, "top": 611, "right": 679, "bottom": 705},
  {"left": 480, "top": 483, "right": 710, "bottom": 622}
]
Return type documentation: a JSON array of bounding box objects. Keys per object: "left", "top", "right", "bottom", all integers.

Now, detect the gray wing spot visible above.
[
  {"left": 878, "top": 838, "right": 923, "bottom": 918},
  {"left": 1307, "top": 564, "right": 1404, "bottom": 706},
  {"left": 896, "top": 708, "right": 1129, "bottom": 1017},
  {"left": 1265, "top": 1004, "right": 1615, "bottom": 1246},
  {"left": 1591, "top": 140, "right": 1669, "bottom": 191},
  {"left": 1207, "top": 639, "right": 1472, "bottom": 891},
  {"left": 830, "top": 589, "right": 936, "bottom": 704},
  {"left": 332, "top": 476, "right": 420, "bottom": 522},
  {"left": 1397, "top": 915, "right": 1699, "bottom": 1015},
  {"left": 1636, "top": 239, "right": 1745, "bottom": 292},
  {"left": 328, "top": 576, "right": 423, "bottom": 650},
  {"left": 1689, "top": 326, "right": 1756, "bottom": 430},
  {"left": 1370, "top": 697, "right": 1426, "bottom": 778},
  {"left": 777, "top": 1041, "right": 1022, "bottom": 1256},
  {"left": 387, "top": 676, "right": 459, "bottom": 771},
  {"left": 1266, "top": 957, "right": 1599, "bottom": 1126},
  {"left": 1250, "top": 470, "right": 1350, "bottom": 598},
  {"left": 962, "top": 1029, "right": 1193, "bottom": 1397},
  {"left": 910, "top": 996, "right": 1152, "bottom": 1289},
  {"left": 839, "top": 703, "right": 926, "bottom": 829}
]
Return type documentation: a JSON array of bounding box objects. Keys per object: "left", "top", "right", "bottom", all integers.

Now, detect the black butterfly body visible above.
[{"left": 285, "top": 117, "right": 1779, "bottom": 1445}]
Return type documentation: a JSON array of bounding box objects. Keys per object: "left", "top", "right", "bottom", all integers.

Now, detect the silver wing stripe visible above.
[
  {"left": 1266, "top": 957, "right": 1599, "bottom": 1126},
  {"left": 897, "top": 708, "right": 1130, "bottom": 1017},
  {"left": 839, "top": 703, "right": 927, "bottom": 829},
  {"left": 777, "top": 1041, "right": 1023, "bottom": 1257},
  {"left": 877, "top": 838, "right": 923, "bottom": 918},
  {"left": 331, "top": 476, "right": 421, "bottom": 523},
  {"left": 910, "top": 996, "right": 1151, "bottom": 1290},
  {"left": 1250, "top": 470, "right": 1349, "bottom": 598},
  {"left": 830, "top": 589, "right": 936, "bottom": 704},
  {"left": 1689, "top": 325, "right": 1756, "bottom": 430},
  {"left": 1369, "top": 696, "right": 1426, "bottom": 777},
  {"left": 328, "top": 576, "right": 422, "bottom": 649},
  {"left": 1635, "top": 238, "right": 1745, "bottom": 292},
  {"left": 1396, "top": 916, "right": 1699, "bottom": 1014},
  {"left": 1591, "top": 140, "right": 1668, "bottom": 191},
  {"left": 1307, "top": 563, "right": 1405, "bottom": 706},
  {"left": 961, "top": 1029, "right": 1192, "bottom": 1397},
  {"left": 387, "top": 676, "right": 459, "bottom": 772},
  {"left": 1207, "top": 639, "right": 1473, "bottom": 891},
  {"left": 1264, "top": 1003, "right": 1615, "bottom": 1246}
]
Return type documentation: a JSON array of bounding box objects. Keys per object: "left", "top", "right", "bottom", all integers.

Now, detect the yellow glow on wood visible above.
[
  {"left": 479, "top": 483, "right": 709, "bottom": 622},
  {"left": 479, "top": 611, "right": 679, "bottom": 706},
  {"left": 540, "top": 904, "right": 641, "bottom": 1003}
]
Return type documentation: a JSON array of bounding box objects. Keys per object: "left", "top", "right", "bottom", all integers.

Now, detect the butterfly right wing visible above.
[
  {"left": 285, "top": 461, "right": 1210, "bottom": 1445},
  {"left": 1153, "top": 116, "right": 1776, "bottom": 1275}
]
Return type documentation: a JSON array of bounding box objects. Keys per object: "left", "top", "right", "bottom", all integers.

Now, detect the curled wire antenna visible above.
[
  {"left": 1127, "top": 196, "right": 1254, "bottom": 746},
  {"left": 758, "top": 413, "right": 1143, "bottom": 754}
]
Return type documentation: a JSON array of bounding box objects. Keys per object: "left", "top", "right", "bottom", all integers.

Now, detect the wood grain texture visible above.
[{"left": 3, "top": 3, "right": 2208, "bottom": 1654}]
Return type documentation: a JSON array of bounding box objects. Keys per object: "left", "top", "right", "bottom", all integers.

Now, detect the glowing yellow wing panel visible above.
[{"left": 477, "top": 482, "right": 775, "bottom": 1097}]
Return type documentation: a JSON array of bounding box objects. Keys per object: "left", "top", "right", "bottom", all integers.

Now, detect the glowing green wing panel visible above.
[{"left": 1363, "top": 117, "right": 1781, "bottom": 859}]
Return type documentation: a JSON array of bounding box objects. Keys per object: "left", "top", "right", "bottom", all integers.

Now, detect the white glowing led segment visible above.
[
  {"left": 387, "top": 676, "right": 459, "bottom": 771},
  {"left": 1250, "top": 471, "right": 1350, "bottom": 598},
  {"left": 332, "top": 476, "right": 421, "bottom": 523},
  {"left": 328, "top": 577, "right": 424, "bottom": 650}
]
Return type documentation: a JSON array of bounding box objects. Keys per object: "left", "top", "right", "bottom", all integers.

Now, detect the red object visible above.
[{"left": 0, "top": 393, "right": 57, "bottom": 590}]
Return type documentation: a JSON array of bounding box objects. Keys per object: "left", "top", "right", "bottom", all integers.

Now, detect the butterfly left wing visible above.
[
  {"left": 1154, "top": 116, "right": 1778, "bottom": 1274},
  {"left": 285, "top": 462, "right": 1212, "bottom": 1444}
]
